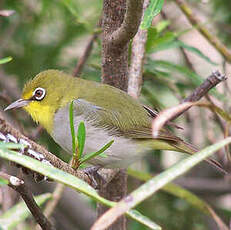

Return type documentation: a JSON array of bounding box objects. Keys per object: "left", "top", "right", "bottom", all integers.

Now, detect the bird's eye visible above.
[{"left": 33, "top": 88, "right": 46, "bottom": 101}]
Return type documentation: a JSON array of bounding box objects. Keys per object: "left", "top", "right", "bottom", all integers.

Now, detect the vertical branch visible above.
[
  {"left": 128, "top": 0, "right": 149, "bottom": 98},
  {"left": 99, "top": 0, "right": 144, "bottom": 229},
  {"left": 102, "top": 0, "right": 144, "bottom": 90},
  {"left": 101, "top": 0, "right": 128, "bottom": 90}
]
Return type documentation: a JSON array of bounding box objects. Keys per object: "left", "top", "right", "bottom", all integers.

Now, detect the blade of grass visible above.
[
  {"left": 127, "top": 169, "right": 228, "bottom": 230},
  {"left": 79, "top": 140, "right": 113, "bottom": 165},
  {"left": 0, "top": 143, "right": 24, "bottom": 149},
  {"left": 0, "top": 148, "right": 160, "bottom": 229},
  {"left": 141, "top": 0, "right": 164, "bottom": 29},
  {"left": 0, "top": 57, "right": 12, "bottom": 65},
  {"left": 69, "top": 101, "right": 76, "bottom": 156},
  {"left": 77, "top": 121, "right": 86, "bottom": 159},
  {"left": 92, "top": 138, "right": 231, "bottom": 230}
]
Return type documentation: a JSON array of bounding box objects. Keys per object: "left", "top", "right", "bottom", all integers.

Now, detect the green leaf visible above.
[
  {"left": 69, "top": 101, "right": 76, "bottom": 156},
  {"left": 128, "top": 210, "right": 161, "bottom": 230},
  {"left": 152, "top": 59, "right": 203, "bottom": 85},
  {"left": 0, "top": 149, "right": 160, "bottom": 229},
  {"left": 0, "top": 193, "right": 51, "bottom": 230},
  {"left": 146, "top": 30, "right": 217, "bottom": 65},
  {"left": 146, "top": 27, "right": 158, "bottom": 52},
  {"left": 60, "top": 0, "right": 79, "bottom": 19},
  {"left": 146, "top": 31, "right": 177, "bottom": 53},
  {"left": 0, "top": 57, "right": 12, "bottom": 65},
  {"left": 127, "top": 169, "right": 228, "bottom": 229},
  {"left": 155, "top": 20, "right": 170, "bottom": 33},
  {"left": 141, "top": 0, "right": 164, "bottom": 29},
  {"left": 92, "top": 138, "right": 231, "bottom": 229},
  {"left": 80, "top": 140, "right": 113, "bottom": 165},
  {"left": 0, "top": 178, "right": 8, "bottom": 186},
  {"left": 151, "top": 59, "right": 227, "bottom": 101},
  {"left": 177, "top": 40, "right": 217, "bottom": 65},
  {"left": 0, "top": 143, "right": 23, "bottom": 150},
  {"left": 77, "top": 121, "right": 86, "bottom": 159}
]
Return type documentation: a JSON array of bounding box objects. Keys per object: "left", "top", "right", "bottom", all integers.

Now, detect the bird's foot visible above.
[{"left": 83, "top": 166, "right": 103, "bottom": 189}]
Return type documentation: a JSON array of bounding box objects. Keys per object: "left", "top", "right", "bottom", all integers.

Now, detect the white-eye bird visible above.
[{"left": 5, "top": 70, "right": 224, "bottom": 172}]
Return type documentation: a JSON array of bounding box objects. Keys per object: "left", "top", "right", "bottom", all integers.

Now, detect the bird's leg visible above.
[
  {"left": 83, "top": 167, "right": 120, "bottom": 189},
  {"left": 83, "top": 166, "right": 102, "bottom": 189}
]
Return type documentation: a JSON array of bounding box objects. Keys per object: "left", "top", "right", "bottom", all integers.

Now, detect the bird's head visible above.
[{"left": 5, "top": 70, "right": 71, "bottom": 133}]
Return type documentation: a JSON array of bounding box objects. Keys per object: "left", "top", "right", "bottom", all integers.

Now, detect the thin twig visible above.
[
  {"left": 170, "top": 70, "right": 227, "bottom": 121},
  {"left": 175, "top": 0, "right": 231, "bottom": 62},
  {"left": 205, "top": 94, "right": 225, "bottom": 132},
  {"left": 0, "top": 171, "right": 54, "bottom": 230},
  {"left": 73, "top": 33, "right": 98, "bottom": 77},
  {"left": 183, "top": 71, "right": 226, "bottom": 103},
  {"left": 0, "top": 171, "right": 24, "bottom": 186},
  {"left": 12, "top": 184, "right": 55, "bottom": 230},
  {"left": 43, "top": 183, "right": 65, "bottom": 218},
  {"left": 42, "top": 158, "right": 77, "bottom": 220}
]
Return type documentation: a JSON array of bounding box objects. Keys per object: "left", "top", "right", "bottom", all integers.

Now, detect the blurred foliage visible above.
[
  {"left": 1, "top": 0, "right": 102, "bottom": 87},
  {"left": 211, "top": 0, "right": 231, "bottom": 44},
  {"left": 129, "top": 193, "right": 209, "bottom": 230},
  {"left": 0, "top": 0, "right": 231, "bottom": 229}
]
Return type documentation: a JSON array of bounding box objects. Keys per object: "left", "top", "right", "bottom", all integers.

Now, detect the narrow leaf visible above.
[
  {"left": 178, "top": 40, "right": 217, "bottom": 65},
  {"left": 69, "top": 101, "right": 76, "bottom": 155},
  {"left": 141, "top": 0, "right": 164, "bottom": 29},
  {"left": 0, "top": 149, "right": 159, "bottom": 229},
  {"left": 0, "top": 57, "right": 12, "bottom": 65},
  {"left": 92, "top": 138, "right": 231, "bottom": 230},
  {"left": 77, "top": 121, "right": 86, "bottom": 159},
  {"left": 148, "top": 59, "right": 226, "bottom": 101},
  {"left": 80, "top": 140, "right": 113, "bottom": 165},
  {"left": 128, "top": 169, "right": 229, "bottom": 230},
  {"left": 128, "top": 210, "right": 161, "bottom": 230},
  {"left": 0, "top": 143, "right": 23, "bottom": 150},
  {"left": 0, "top": 178, "right": 8, "bottom": 186}
]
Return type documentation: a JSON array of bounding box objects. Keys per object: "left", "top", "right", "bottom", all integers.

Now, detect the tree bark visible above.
[{"left": 98, "top": 0, "right": 144, "bottom": 229}]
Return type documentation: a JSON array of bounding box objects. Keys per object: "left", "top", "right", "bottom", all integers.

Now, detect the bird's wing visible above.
[
  {"left": 73, "top": 99, "right": 227, "bottom": 174},
  {"left": 73, "top": 99, "right": 181, "bottom": 142}
]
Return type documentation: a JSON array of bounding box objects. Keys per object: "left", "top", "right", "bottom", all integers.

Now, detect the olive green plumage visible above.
[{"left": 5, "top": 70, "right": 224, "bottom": 171}]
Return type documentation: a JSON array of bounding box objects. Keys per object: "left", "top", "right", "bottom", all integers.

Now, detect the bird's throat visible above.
[{"left": 24, "top": 102, "right": 55, "bottom": 133}]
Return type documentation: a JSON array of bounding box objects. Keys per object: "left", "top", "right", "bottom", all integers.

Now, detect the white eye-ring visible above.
[{"left": 33, "top": 87, "right": 46, "bottom": 101}]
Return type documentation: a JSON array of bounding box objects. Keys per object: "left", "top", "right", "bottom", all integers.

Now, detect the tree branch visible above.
[
  {"left": 170, "top": 70, "right": 227, "bottom": 121},
  {"left": 43, "top": 183, "right": 65, "bottom": 218},
  {"left": 72, "top": 33, "right": 98, "bottom": 77},
  {"left": 106, "top": 0, "right": 144, "bottom": 47},
  {"left": 98, "top": 0, "right": 145, "bottom": 228},
  {"left": 102, "top": 0, "right": 144, "bottom": 90},
  {"left": 0, "top": 171, "right": 54, "bottom": 230},
  {"left": 128, "top": 0, "right": 149, "bottom": 98},
  {"left": 0, "top": 112, "right": 91, "bottom": 185}
]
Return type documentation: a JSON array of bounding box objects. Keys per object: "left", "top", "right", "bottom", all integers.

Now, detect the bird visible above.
[{"left": 4, "top": 70, "right": 225, "bottom": 172}]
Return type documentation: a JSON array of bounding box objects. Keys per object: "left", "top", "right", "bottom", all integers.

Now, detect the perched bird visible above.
[{"left": 5, "top": 70, "right": 224, "bottom": 171}]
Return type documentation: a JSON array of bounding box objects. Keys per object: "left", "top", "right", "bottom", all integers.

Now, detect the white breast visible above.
[{"left": 52, "top": 106, "right": 149, "bottom": 168}]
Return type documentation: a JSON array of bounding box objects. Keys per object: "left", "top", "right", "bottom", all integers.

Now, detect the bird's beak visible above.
[{"left": 4, "top": 99, "right": 30, "bottom": 111}]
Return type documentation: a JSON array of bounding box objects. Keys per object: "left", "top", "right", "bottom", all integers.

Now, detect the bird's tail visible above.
[{"left": 171, "top": 139, "right": 227, "bottom": 175}]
